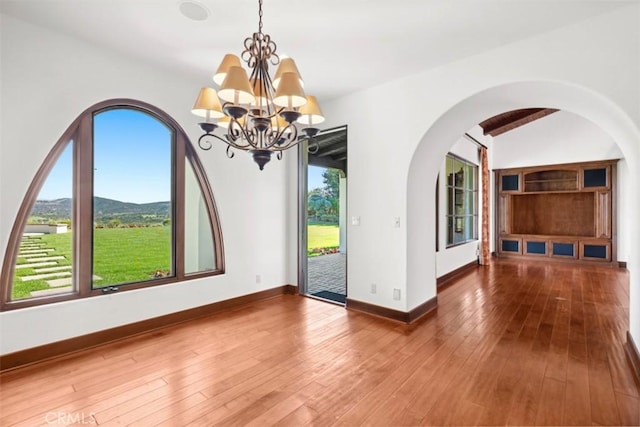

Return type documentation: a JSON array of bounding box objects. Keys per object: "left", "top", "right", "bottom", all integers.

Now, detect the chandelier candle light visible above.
[{"left": 192, "top": 0, "right": 325, "bottom": 170}]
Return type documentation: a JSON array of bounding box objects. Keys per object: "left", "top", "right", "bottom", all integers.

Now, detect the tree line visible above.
[{"left": 308, "top": 168, "right": 340, "bottom": 224}]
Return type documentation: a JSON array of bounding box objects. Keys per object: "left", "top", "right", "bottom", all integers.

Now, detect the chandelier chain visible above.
[{"left": 258, "top": 0, "right": 263, "bottom": 34}]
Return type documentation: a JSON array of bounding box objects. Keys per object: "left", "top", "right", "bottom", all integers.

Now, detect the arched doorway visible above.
[{"left": 406, "top": 81, "right": 640, "bottom": 340}]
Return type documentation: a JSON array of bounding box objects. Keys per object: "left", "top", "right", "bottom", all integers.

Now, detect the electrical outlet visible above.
[
  {"left": 371, "top": 283, "right": 377, "bottom": 294},
  {"left": 351, "top": 216, "right": 361, "bottom": 226},
  {"left": 256, "top": 274, "right": 261, "bottom": 284},
  {"left": 393, "top": 288, "right": 401, "bottom": 300}
]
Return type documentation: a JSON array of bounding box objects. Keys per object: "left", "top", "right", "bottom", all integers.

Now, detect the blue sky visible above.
[
  {"left": 39, "top": 108, "right": 327, "bottom": 202},
  {"left": 39, "top": 144, "right": 73, "bottom": 201},
  {"left": 308, "top": 165, "right": 325, "bottom": 190},
  {"left": 39, "top": 109, "right": 172, "bottom": 204}
]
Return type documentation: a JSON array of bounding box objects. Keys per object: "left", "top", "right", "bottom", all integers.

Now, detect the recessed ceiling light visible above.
[{"left": 179, "top": 0, "right": 210, "bottom": 21}]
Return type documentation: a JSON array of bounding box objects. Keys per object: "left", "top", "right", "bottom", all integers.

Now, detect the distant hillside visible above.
[
  {"left": 30, "top": 198, "right": 72, "bottom": 221},
  {"left": 93, "top": 197, "right": 170, "bottom": 217},
  {"left": 30, "top": 197, "right": 171, "bottom": 225}
]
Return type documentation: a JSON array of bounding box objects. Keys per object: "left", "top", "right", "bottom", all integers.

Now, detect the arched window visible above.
[{"left": 1, "top": 99, "right": 224, "bottom": 310}]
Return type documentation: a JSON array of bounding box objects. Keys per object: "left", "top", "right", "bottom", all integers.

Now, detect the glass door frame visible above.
[
  {"left": 297, "top": 140, "right": 310, "bottom": 295},
  {"left": 297, "top": 126, "right": 348, "bottom": 299}
]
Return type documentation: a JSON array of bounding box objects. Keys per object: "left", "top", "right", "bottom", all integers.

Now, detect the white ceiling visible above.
[{"left": 0, "top": 0, "right": 633, "bottom": 102}]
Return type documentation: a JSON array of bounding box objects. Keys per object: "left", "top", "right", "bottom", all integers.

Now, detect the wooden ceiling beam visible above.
[
  {"left": 309, "top": 133, "right": 344, "bottom": 148},
  {"left": 308, "top": 155, "right": 346, "bottom": 173},
  {"left": 316, "top": 144, "right": 347, "bottom": 158},
  {"left": 480, "top": 108, "right": 559, "bottom": 137}
]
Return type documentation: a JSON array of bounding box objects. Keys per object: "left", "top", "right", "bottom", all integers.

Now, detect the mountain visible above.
[
  {"left": 30, "top": 198, "right": 72, "bottom": 220},
  {"left": 31, "top": 197, "right": 171, "bottom": 224},
  {"left": 93, "top": 197, "right": 170, "bottom": 217}
]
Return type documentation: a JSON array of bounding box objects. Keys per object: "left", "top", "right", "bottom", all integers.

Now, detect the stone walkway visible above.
[
  {"left": 15, "top": 234, "right": 73, "bottom": 297},
  {"left": 307, "top": 253, "right": 346, "bottom": 298},
  {"left": 12, "top": 234, "right": 102, "bottom": 298}
]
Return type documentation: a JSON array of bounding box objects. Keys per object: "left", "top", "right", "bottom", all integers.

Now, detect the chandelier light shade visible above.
[
  {"left": 213, "top": 54, "right": 242, "bottom": 85},
  {"left": 297, "top": 95, "right": 326, "bottom": 127},
  {"left": 191, "top": 87, "right": 224, "bottom": 120},
  {"left": 192, "top": 0, "right": 325, "bottom": 170},
  {"left": 217, "top": 66, "right": 255, "bottom": 105},
  {"left": 273, "top": 58, "right": 303, "bottom": 88},
  {"left": 273, "top": 72, "right": 307, "bottom": 108}
]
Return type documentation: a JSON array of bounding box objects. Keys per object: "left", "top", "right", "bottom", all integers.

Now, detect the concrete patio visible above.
[{"left": 307, "top": 253, "right": 346, "bottom": 300}]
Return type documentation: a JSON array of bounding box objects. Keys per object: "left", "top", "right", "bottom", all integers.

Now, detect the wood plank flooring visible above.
[{"left": 1, "top": 259, "right": 638, "bottom": 426}]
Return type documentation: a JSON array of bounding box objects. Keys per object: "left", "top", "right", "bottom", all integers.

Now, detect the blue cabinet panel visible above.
[
  {"left": 584, "top": 244, "right": 607, "bottom": 259},
  {"left": 553, "top": 243, "right": 574, "bottom": 256},
  {"left": 584, "top": 168, "right": 607, "bottom": 188},
  {"left": 527, "top": 241, "right": 546, "bottom": 254},
  {"left": 502, "top": 240, "right": 519, "bottom": 252},
  {"left": 502, "top": 175, "right": 519, "bottom": 191}
]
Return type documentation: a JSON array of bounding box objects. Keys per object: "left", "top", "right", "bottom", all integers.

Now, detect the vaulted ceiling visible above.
[{"left": 0, "top": 1, "right": 632, "bottom": 102}]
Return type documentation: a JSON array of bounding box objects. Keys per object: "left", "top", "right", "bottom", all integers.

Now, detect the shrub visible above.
[
  {"left": 307, "top": 246, "right": 340, "bottom": 256},
  {"left": 319, "top": 214, "right": 338, "bottom": 224}
]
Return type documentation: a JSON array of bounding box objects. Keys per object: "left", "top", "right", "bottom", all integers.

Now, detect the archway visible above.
[{"left": 406, "top": 81, "right": 640, "bottom": 340}]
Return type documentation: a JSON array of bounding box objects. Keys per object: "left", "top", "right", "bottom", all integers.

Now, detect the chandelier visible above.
[{"left": 191, "top": 0, "right": 325, "bottom": 170}]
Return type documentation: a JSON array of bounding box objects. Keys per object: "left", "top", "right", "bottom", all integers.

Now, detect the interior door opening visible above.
[{"left": 299, "top": 126, "right": 347, "bottom": 304}]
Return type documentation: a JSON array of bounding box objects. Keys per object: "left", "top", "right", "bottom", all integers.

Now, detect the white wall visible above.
[
  {"left": 492, "top": 111, "right": 623, "bottom": 169},
  {"left": 339, "top": 177, "right": 347, "bottom": 254},
  {"left": 320, "top": 3, "right": 640, "bottom": 337},
  {"left": 0, "top": 15, "right": 291, "bottom": 354}
]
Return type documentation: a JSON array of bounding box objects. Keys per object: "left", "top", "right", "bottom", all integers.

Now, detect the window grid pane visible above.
[
  {"left": 445, "top": 154, "right": 479, "bottom": 248},
  {"left": 92, "top": 109, "right": 173, "bottom": 288},
  {"left": 185, "top": 160, "right": 216, "bottom": 274},
  {"left": 11, "top": 142, "right": 74, "bottom": 300}
]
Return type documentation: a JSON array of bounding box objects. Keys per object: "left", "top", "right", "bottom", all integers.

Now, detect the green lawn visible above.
[
  {"left": 93, "top": 226, "right": 171, "bottom": 287},
  {"left": 308, "top": 223, "right": 339, "bottom": 254},
  {"left": 12, "top": 233, "right": 73, "bottom": 299},
  {"left": 13, "top": 223, "right": 337, "bottom": 299},
  {"left": 11, "top": 226, "right": 171, "bottom": 299}
]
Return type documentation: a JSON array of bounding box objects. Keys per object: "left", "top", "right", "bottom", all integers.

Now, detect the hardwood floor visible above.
[{"left": 1, "top": 259, "right": 638, "bottom": 426}]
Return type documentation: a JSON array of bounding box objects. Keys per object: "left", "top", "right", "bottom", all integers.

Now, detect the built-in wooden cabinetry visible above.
[{"left": 495, "top": 160, "right": 617, "bottom": 264}]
